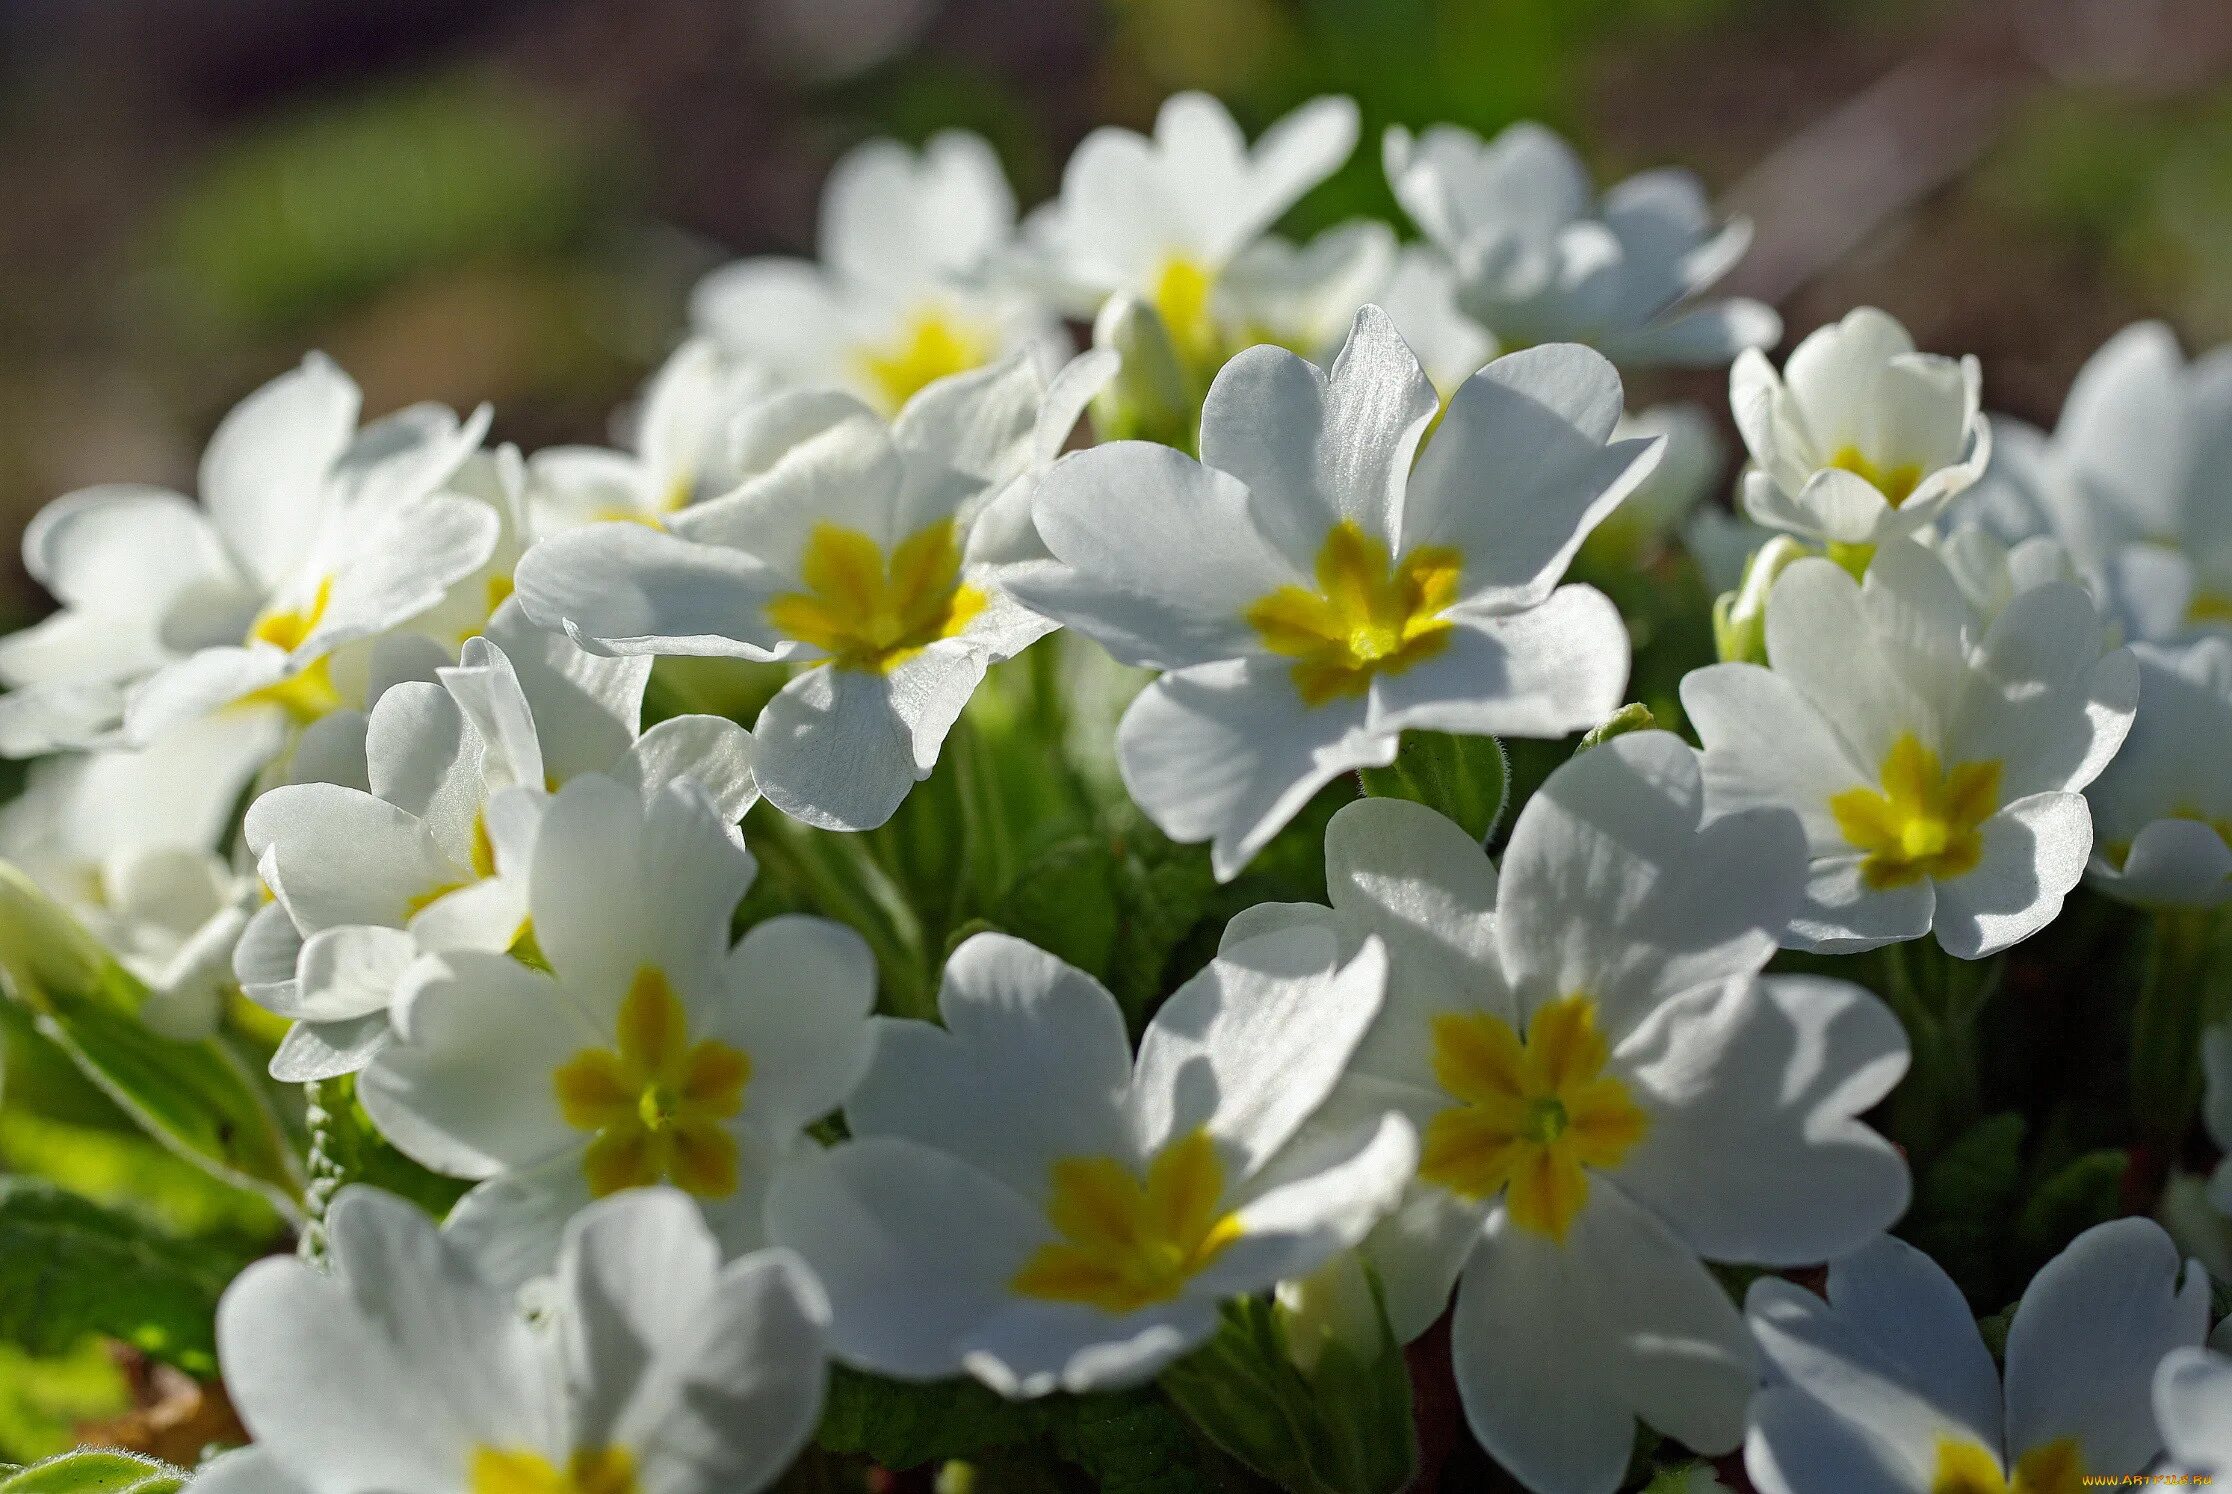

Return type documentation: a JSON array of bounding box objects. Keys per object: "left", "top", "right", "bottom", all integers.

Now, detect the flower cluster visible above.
[{"left": 0, "top": 93, "right": 2226, "bottom": 1494}]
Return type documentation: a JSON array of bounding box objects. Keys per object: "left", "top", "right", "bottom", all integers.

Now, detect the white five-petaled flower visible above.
[
  {"left": 2082, "top": 633, "right": 2232, "bottom": 907},
  {"left": 0, "top": 355, "right": 493, "bottom": 764},
  {"left": 236, "top": 599, "right": 757, "bottom": 1081},
  {"left": 513, "top": 355, "right": 1095, "bottom": 832},
  {"left": 694, "top": 132, "right": 1058, "bottom": 417},
  {"left": 359, "top": 775, "right": 875, "bottom": 1288},
  {"left": 531, "top": 338, "right": 780, "bottom": 533},
  {"left": 1683, "top": 541, "right": 2137, "bottom": 958},
  {"left": 1745, "top": 1219, "right": 2210, "bottom": 1494},
  {"left": 0, "top": 717, "right": 268, "bottom": 1039},
  {"left": 198, "top": 1186, "right": 828, "bottom": 1494},
  {"left": 1230, "top": 733, "right": 1909, "bottom": 1494},
  {"left": 1011, "top": 306, "right": 1650, "bottom": 879},
  {"left": 1383, "top": 120, "right": 1778, "bottom": 369},
  {"left": 2155, "top": 1328, "right": 2232, "bottom": 1481},
  {"left": 1024, "top": 91, "right": 1359, "bottom": 379},
  {"left": 1956, "top": 322, "right": 2232, "bottom": 641},
  {"left": 1732, "top": 307, "right": 1989, "bottom": 548},
  {"left": 766, "top": 928, "right": 1415, "bottom": 1398}
]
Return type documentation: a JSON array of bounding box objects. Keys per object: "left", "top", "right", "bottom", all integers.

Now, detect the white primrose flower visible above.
[
  {"left": 1732, "top": 307, "right": 1988, "bottom": 548},
  {"left": 1682, "top": 541, "right": 2138, "bottom": 958},
  {"left": 2083, "top": 634, "right": 2232, "bottom": 907},
  {"left": 1372, "top": 245, "right": 1499, "bottom": 398},
  {"left": 1382, "top": 121, "right": 1778, "bottom": 368},
  {"left": 1011, "top": 306, "right": 1651, "bottom": 879},
  {"left": 1745, "top": 1219, "right": 2210, "bottom": 1494},
  {"left": 1211, "top": 220, "right": 1399, "bottom": 366},
  {"left": 529, "top": 339, "right": 783, "bottom": 533},
  {"left": 0, "top": 717, "right": 269, "bottom": 1039},
  {"left": 1925, "top": 524, "right": 2089, "bottom": 630},
  {"left": 2155, "top": 1335, "right": 2232, "bottom": 1479},
  {"left": 766, "top": 928, "right": 1414, "bottom": 1398},
  {"left": 514, "top": 355, "right": 1097, "bottom": 832},
  {"left": 200, "top": 1186, "right": 827, "bottom": 1494},
  {"left": 237, "top": 599, "right": 756, "bottom": 1081},
  {"left": 359, "top": 775, "right": 875, "bottom": 1287},
  {"left": 1959, "top": 323, "right": 2232, "bottom": 641},
  {"left": 1024, "top": 91, "right": 1360, "bottom": 376},
  {"left": 0, "top": 355, "right": 492, "bottom": 762},
  {"left": 694, "top": 132, "right": 1058, "bottom": 415},
  {"left": 1226, "top": 733, "right": 1910, "bottom": 1494}
]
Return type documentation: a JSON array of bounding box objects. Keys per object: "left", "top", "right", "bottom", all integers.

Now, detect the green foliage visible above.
[
  {"left": 0, "top": 1343, "right": 130, "bottom": 1465},
  {"left": 0, "top": 1179, "right": 239, "bottom": 1377},
  {"left": 1359, "top": 731, "right": 1508, "bottom": 843},
  {"left": 1159, "top": 1292, "right": 1414, "bottom": 1494},
  {"left": 1902, "top": 1112, "right": 2028, "bottom": 1300},
  {"left": 0, "top": 1451, "right": 184, "bottom": 1494},
  {"left": 1049, "top": 1388, "right": 1244, "bottom": 1494},
  {"left": 301, "top": 1076, "right": 471, "bottom": 1252},
  {"left": 1577, "top": 704, "right": 1657, "bottom": 751},
  {"left": 816, "top": 1367, "right": 1044, "bottom": 1471},
  {"left": 2014, "top": 1150, "right": 2127, "bottom": 1262}
]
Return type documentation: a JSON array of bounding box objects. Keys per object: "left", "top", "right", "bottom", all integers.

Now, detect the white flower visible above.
[
  {"left": 765, "top": 927, "right": 1414, "bottom": 1397},
  {"left": 202, "top": 1186, "right": 827, "bottom": 1494},
  {"left": 2083, "top": 634, "right": 2232, "bottom": 907},
  {"left": 1957, "top": 322, "right": 2232, "bottom": 641},
  {"left": 237, "top": 599, "right": 756, "bottom": 1081},
  {"left": 1372, "top": 245, "right": 1498, "bottom": 398},
  {"left": 529, "top": 340, "right": 783, "bottom": 534},
  {"left": 1733, "top": 307, "right": 1988, "bottom": 547},
  {"left": 358, "top": 775, "right": 875, "bottom": 1287},
  {"left": 1025, "top": 92, "right": 1359, "bottom": 375},
  {"left": 693, "top": 132, "right": 1058, "bottom": 415},
  {"left": 1585, "top": 402, "right": 1727, "bottom": 568},
  {"left": 2156, "top": 1339, "right": 2232, "bottom": 1479},
  {"left": 0, "top": 356, "right": 493, "bottom": 759},
  {"left": 1229, "top": 733, "right": 1909, "bottom": 1494},
  {"left": 1383, "top": 121, "right": 1778, "bottom": 368},
  {"left": 1746, "top": 1219, "right": 2210, "bottom": 1493},
  {"left": 1682, "top": 541, "right": 2137, "bottom": 957},
  {"left": 513, "top": 355, "right": 1094, "bottom": 832},
  {"left": 0, "top": 716, "right": 271, "bottom": 1038},
  {"left": 1212, "top": 220, "right": 1399, "bottom": 366},
  {"left": 1926, "top": 524, "right": 2089, "bottom": 630},
  {"left": 1012, "top": 306, "right": 1649, "bottom": 879}
]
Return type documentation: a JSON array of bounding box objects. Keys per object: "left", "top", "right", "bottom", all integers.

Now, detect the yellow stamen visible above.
[
  {"left": 1929, "top": 1435, "right": 2083, "bottom": 1494},
  {"left": 470, "top": 1446, "right": 637, "bottom": 1494},
  {"left": 1151, "top": 256, "right": 1221, "bottom": 376},
  {"left": 1246, "top": 521, "right": 1463, "bottom": 707},
  {"left": 1418, "top": 996, "right": 1649, "bottom": 1242},
  {"left": 552, "top": 967, "right": 751, "bottom": 1199},
  {"left": 1829, "top": 733, "right": 2001, "bottom": 890},
  {"left": 765, "top": 519, "right": 985, "bottom": 674},
  {"left": 1828, "top": 445, "right": 1924, "bottom": 508},
  {"left": 1010, "top": 1129, "right": 1245, "bottom": 1314},
  {"left": 2187, "top": 589, "right": 2232, "bottom": 625},
  {"left": 240, "top": 577, "right": 343, "bottom": 721},
  {"left": 856, "top": 310, "right": 994, "bottom": 413}
]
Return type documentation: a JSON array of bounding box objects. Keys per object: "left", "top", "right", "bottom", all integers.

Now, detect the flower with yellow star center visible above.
[
  {"left": 856, "top": 311, "right": 995, "bottom": 414},
  {"left": 552, "top": 967, "right": 752, "bottom": 1200},
  {"left": 1829, "top": 732, "right": 2002, "bottom": 891},
  {"left": 471, "top": 1446, "right": 638, "bottom": 1494},
  {"left": 1010, "top": 1129, "right": 1246, "bottom": 1314},
  {"left": 1929, "top": 1435, "right": 2083, "bottom": 1494},
  {"left": 1418, "top": 995, "right": 1650, "bottom": 1242},
  {"left": 240, "top": 576, "right": 343, "bottom": 721},
  {"left": 765, "top": 519, "right": 987, "bottom": 676},
  {"left": 1828, "top": 444, "right": 1923, "bottom": 509},
  {"left": 1246, "top": 521, "right": 1464, "bottom": 708}
]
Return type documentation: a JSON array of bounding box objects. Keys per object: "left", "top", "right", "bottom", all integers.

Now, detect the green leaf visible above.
[
  {"left": 0, "top": 1179, "right": 237, "bottom": 1376},
  {"left": 1047, "top": 1388, "right": 1241, "bottom": 1494},
  {"left": 0, "top": 866, "right": 301, "bottom": 1217},
  {"left": 813, "top": 1367, "right": 1043, "bottom": 1471},
  {"left": 988, "top": 837, "right": 1121, "bottom": 979},
  {"left": 0, "top": 1450, "right": 185, "bottom": 1494},
  {"left": 1358, "top": 732, "right": 1507, "bottom": 843},
  {"left": 1903, "top": 1112, "right": 2027, "bottom": 1295},
  {"left": 2016, "top": 1149, "right": 2128, "bottom": 1260}
]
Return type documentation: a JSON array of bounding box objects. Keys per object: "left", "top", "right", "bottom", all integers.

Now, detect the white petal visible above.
[
  {"left": 750, "top": 642, "right": 982, "bottom": 832},
  {"left": 1683, "top": 662, "right": 1869, "bottom": 847},
  {"left": 1367, "top": 589, "right": 1631, "bottom": 740},
  {"left": 2156, "top": 1348, "right": 2232, "bottom": 1476},
  {"left": 199, "top": 353, "right": 362, "bottom": 588},
  {"left": 1930, "top": 792, "right": 2091, "bottom": 960},
  {"left": 244, "top": 783, "right": 457, "bottom": 932},
  {"left": 513, "top": 521, "right": 789, "bottom": 659},
  {"left": 1788, "top": 852, "right": 1936, "bottom": 954},
  {"left": 619, "top": 713, "right": 759, "bottom": 821},
  {"left": 1743, "top": 1386, "right": 1927, "bottom": 1494},
  {"left": 712, "top": 915, "right": 877, "bottom": 1135}
]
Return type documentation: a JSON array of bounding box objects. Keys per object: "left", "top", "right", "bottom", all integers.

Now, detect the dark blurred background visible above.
[{"left": 3, "top": 0, "right": 2231, "bottom": 625}]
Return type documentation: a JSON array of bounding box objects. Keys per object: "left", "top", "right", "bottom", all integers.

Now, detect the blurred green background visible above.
[{"left": 2, "top": 0, "right": 2231, "bottom": 635}]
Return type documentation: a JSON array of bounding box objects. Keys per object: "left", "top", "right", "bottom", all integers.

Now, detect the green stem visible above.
[
  {"left": 2130, "top": 908, "right": 2218, "bottom": 1148},
  {"left": 749, "top": 814, "right": 936, "bottom": 1020},
  {"left": 1878, "top": 939, "right": 1994, "bottom": 1160}
]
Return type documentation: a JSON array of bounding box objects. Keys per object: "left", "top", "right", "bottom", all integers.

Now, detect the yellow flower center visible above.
[
  {"left": 1010, "top": 1129, "right": 1245, "bottom": 1315},
  {"left": 1418, "top": 995, "right": 1649, "bottom": 1243},
  {"left": 2188, "top": 588, "right": 2232, "bottom": 625},
  {"left": 856, "top": 310, "right": 994, "bottom": 413},
  {"left": 1829, "top": 444, "right": 1924, "bottom": 508},
  {"left": 471, "top": 1446, "right": 636, "bottom": 1494},
  {"left": 1829, "top": 732, "right": 2002, "bottom": 890},
  {"left": 1930, "top": 1436, "right": 2083, "bottom": 1494},
  {"left": 552, "top": 967, "right": 751, "bottom": 1200},
  {"left": 1246, "top": 521, "right": 1464, "bottom": 708},
  {"left": 765, "top": 519, "right": 986, "bottom": 674},
  {"left": 1152, "top": 256, "right": 1222, "bottom": 376},
  {"left": 241, "top": 577, "right": 342, "bottom": 721}
]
